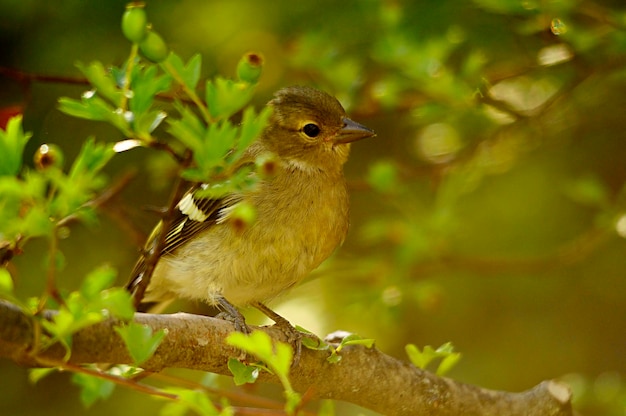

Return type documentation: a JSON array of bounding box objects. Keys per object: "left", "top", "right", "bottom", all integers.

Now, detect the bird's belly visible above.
[{"left": 151, "top": 211, "right": 345, "bottom": 306}]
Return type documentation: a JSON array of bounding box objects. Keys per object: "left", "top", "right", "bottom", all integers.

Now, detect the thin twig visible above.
[{"left": 35, "top": 357, "right": 179, "bottom": 401}]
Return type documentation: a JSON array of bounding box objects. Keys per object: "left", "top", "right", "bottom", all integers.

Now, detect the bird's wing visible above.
[{"left": 126, "top": 185, "right": 243, "bottom": 294}]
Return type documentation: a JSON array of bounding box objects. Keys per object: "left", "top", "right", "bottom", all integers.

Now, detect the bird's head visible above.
[{"left": 260, "top": 86, "right": 375, "bottom": 171}]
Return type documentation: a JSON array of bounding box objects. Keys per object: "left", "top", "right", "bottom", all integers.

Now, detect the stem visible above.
[
  {"left": 150, "top": 372, "right": 301, "bottom": 412},
  {"left": 37, "top": 227, "right": 63, "bottom": 312},
  {"left": 120, "top": 44, "right": 139, "bottom": 112},
  {"left": 161, "top": 60, "right": 214, "bottom": 124},
  {"left": 35, "top": 357, "right": 179, "bottom": 401}
]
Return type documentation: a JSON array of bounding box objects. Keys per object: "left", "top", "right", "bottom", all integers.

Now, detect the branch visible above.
[{"left": 0, "top": 300, "right": 572, "bottom": 416}]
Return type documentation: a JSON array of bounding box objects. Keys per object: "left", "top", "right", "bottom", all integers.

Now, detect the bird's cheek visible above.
[{"left": 323, "top": 132, "right": 338, "bottom": 143}]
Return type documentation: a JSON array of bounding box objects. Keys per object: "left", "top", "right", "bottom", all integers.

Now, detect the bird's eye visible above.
[{"left": 302, "top": 123, "right": 321, "bottom": 138}]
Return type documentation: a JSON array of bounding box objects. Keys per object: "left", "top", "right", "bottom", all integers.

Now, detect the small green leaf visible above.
[
  {"left": 58, "top": 96, "right": 131, "bottom": 135},
  {"left": 437, "top": 352, "right": 462, "bottom": 376},
  {"left": 406, "top": 342, "right": 462, "bottom": 375},
  {"left": 71, "top": 137, "right": 114, "bottom": 178},
  {"left": 165, "top": 52, "right": 202, "bottom": 91},
  {"left": 77, "top": 61, "right": 123, "bottom": 107},
  {"left": 0, "top": 267, "right": 14, "bottom": 294},
  {"left": 29, "top": 368, "right": 56, "bottom": 384},
  {"left": 58, "top": 96, "right": 111, "bottom": 121},
  {"left": 40, "top": 305, "right": 106, "bottom": 357},
  {"left": 71, "top": 371, "right": 116, "bottom": 407},
  {"left": 336, "top": 333, "right": 375, "bottom": 352},
  {"left": 228, "top": 106, "right": 272, "bottom": 162},
  {"left": 115, "top": 322, "right": 167, "bottom": 365},
  {"left": 80, "top": 265, "right": 117, "bottom": 301},
  {"left": 129, "top": 65, "right": 172, "bottom": 118},
  {"left": 205, "top": 77, "right": 255, "bottom": 120},
  {"left": 161, "top": 388, "right": 220, "bottom": 416},
  {"left": 201, "top": 120, "right": 238, "bottom": 168},
  {"left": 342, "top": 338, "right": 375, "bottom": 348},
  {"left": 227, "top": 358, "right": 259, "bottom": 385},
  {"left": 99, "top": 288, "right": 135, "bottom": 321},
  {"left": 326, "top": 351, "right": 342, "bottom": 364},
  {"left": 226, "top": 330, "right": 293, "bottom": 379},
  {"left": 405, "top": 343, "right": 429, "bottom": 369},
  {"left": 227, "top": 331, "right": 273, "bottom": 362},
  {"left": 294, "top": 326, "right": 327, "bottom": 351},
  {"left": 0, "top": 115, "right": 32, "bottom": 176}
]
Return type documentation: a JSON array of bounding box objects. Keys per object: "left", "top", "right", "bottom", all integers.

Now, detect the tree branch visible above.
[{"left": 0, "top": 300, "right": 572, "bottom": 416}]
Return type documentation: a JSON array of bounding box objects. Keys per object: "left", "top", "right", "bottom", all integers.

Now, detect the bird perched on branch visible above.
[{"left": 127, "top": 85, "right": 375, "bottom": 353}]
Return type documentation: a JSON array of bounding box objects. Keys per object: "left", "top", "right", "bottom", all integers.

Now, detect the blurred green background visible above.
[{"left": 2, "top": 0, "right": 626, "bottom": 414}]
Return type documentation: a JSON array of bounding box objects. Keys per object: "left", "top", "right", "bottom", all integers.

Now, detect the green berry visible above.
[
  {"left": 122, "top": 5, "right": 148, "bottom": 43},
  {"left": 236, "top": 53, "right": 264, "bottom": 84},
  {"left": 228, "top": 202, "right": 257, "bottom": 233},
  {"left": 34, "top": 143, "right": 64, "bottom": 170},
  {"left": 139, "top": 31, "right": 169, "bottom": 63}
]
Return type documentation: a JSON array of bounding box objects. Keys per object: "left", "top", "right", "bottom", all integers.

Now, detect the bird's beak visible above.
[{"left": 334, "top": 117, "right": 376, "bottom": 144}]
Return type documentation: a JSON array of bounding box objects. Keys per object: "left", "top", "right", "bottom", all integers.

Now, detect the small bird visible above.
[{"left": 127, "top": 86, "right": 375, "bottom": 346}]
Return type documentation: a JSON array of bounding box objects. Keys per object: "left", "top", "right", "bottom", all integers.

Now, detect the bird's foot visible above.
[
  {"left": 216, "top": 297, "right": 251, "bottom": 334},
  {"left": 216, "top": 297, "right": 254, "bottom": 362},
  {"left": 252, "top": 302, "right": 316, "bottom": 367}
]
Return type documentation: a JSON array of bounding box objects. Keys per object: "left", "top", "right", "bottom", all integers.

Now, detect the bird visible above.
[{"left": 127, "top": 85, "right": 375, "bottom": 353}]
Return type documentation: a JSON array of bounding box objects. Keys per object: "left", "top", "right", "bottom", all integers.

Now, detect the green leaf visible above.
[
  {"left": 228, "top": 106, "right": 272, "bottom": 163},
  {"left": 69, "top": 137, "right": 115, "bottom": 181},
  {"left": 227, "top": 330, "right": 273, "bottom": 362},
  {"left": 76, "top": 61, "right": 123, "bottom": 107},
  {"left": 405, "top": 344, "right": 431, "bottom": 369},
  {"left": 80, "top": 265, "right": 117, "bottom": 301},
  {"left": 336, "top": 333, "right": 375, "bottom": 352},
  {"left": 129, "top": 64, "right": 172, "bottom": 118},
  {"left": 0, "top": 115, "right": 32, "bottom": 176},
  {"left": 161, "top": 388, "right": 220, "bottom": 416},
  {"left": 0, "top": 267, "right": 14, "bottom": 295},
  {"left": 58, "top": 95, "right": 110, "bottom": 121},
  {"left": 326, "top": 351, "right": 342, "bottom": 364},
  {"left": 201, "top": 120, "right": 238, "bottom": 168},
  {"left": 437, "top": 352, "right": 462, "bottom": 376},
  {"left": 22, "top": 205, "right": 54, "bottom": 238},
  {"left": 405, "top": 342, "right": 462, "bottom": 375},
  {"left": 227, "top": 358, "right": 259, "bottom": 385},
  {"left": 40, "top": 305, "right": 106, "bottom": 356},
  {"left": 294, "top": 326, "right": 328, "bottom": 351},
  {"left": 99, "top": 288, "right": 135, "bottom": 321},
  {"left": 165, "top": 52, "right": 202, "bottom": 91},
  {"left": 342, "top": 337, "right": 375, "bottom": 348},
  {"left": 205, "top": 77, "right": 255, "bottom": 120},
  {"left": 71, "top": 371, "right": 116, "bottom": 407},
  {"left": 29, "top": 368, "right": 56, "bottom": 384},
  {"left": 226, "top": 331, "right": 293, "bottom": 376},
  {"left": 115, "top": 322, "right": 167, "bottom": 365},
  {"left": 58, "top": 94, "right": 133, "bottom": 136}
]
